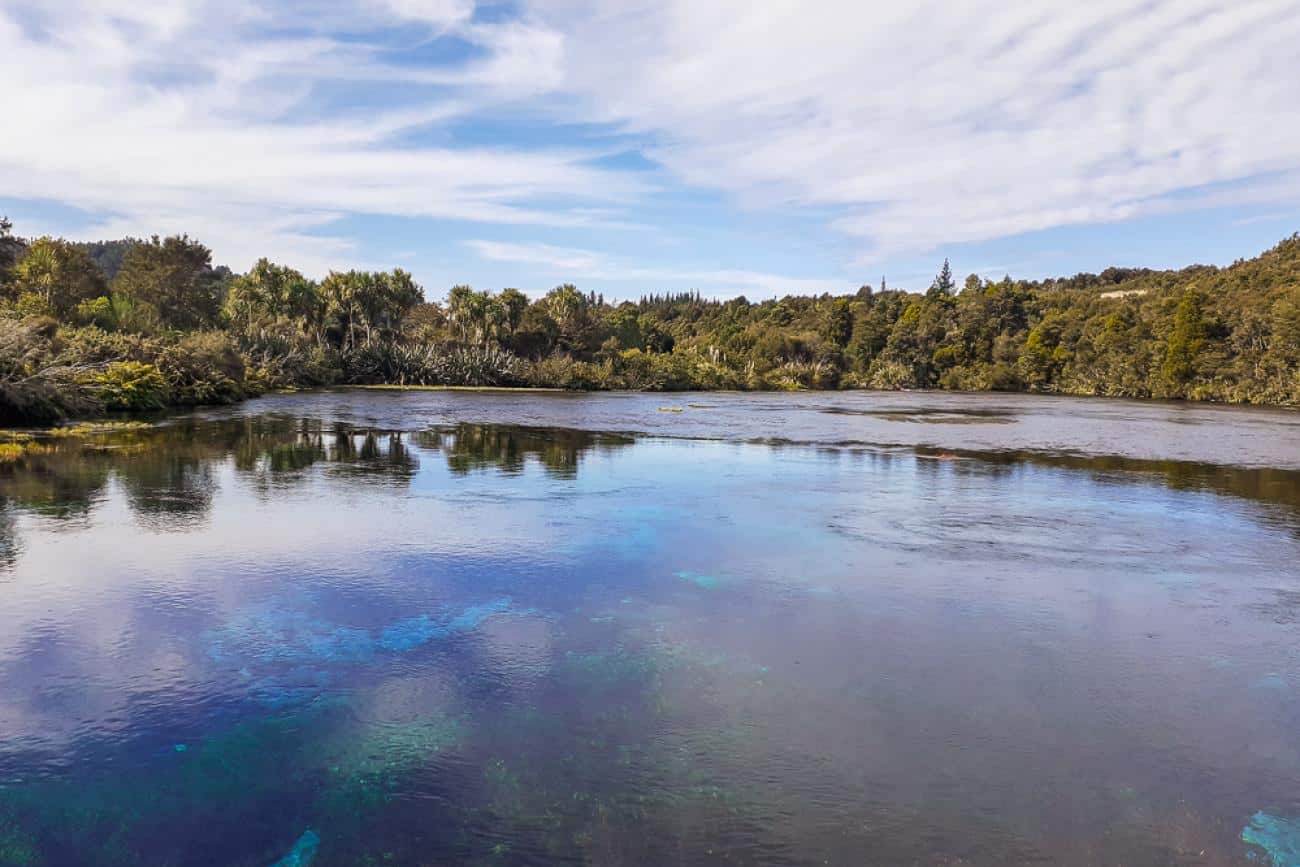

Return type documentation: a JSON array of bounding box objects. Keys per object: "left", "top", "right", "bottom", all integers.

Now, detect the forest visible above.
[{"left": 0, "top": 215, "right": 1297, "bottom": 424}]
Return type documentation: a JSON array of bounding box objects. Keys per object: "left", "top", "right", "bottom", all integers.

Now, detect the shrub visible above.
[
  {"left": 73, "top": 296, "right": 117, "bottom": 330},
  {"left": 88, "top": 361, "right": 168, "bottom": 411},
  {"left": 158, "top": 331, "right": 247, "bottom": 405},
  {"left": 0, "top": 319, "right": 99, "bottom": 424}
]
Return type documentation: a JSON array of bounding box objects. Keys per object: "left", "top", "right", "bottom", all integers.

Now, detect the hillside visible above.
[{"left": 0, "top": 217, "right": 1296, "bottom": 423}]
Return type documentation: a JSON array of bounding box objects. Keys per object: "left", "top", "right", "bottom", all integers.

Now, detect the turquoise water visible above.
[{"left": 0, "top": 392, "right": 1298, "bottom": 865}]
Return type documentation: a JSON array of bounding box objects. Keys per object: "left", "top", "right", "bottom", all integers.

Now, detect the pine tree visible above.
[{"left": 927, "top": 259, "right": 955, "bottom": 299}]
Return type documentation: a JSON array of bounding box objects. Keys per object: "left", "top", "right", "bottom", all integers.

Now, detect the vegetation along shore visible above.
[{"left": 0, "top": 216, "right": 1296, "bottom": 425}]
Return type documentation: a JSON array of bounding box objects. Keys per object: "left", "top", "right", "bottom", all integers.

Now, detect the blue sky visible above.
[{"left": 2, "top": 0, "right": 1298, "bottom": 302}]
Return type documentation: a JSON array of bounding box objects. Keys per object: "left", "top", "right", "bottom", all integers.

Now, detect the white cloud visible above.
[
  {"left": 526, "top": 0, "right": 1300, "bottom": 259},
  {"left": 0, "top": 0, "right": 636, "bottom": 274},
  {"left": 464, "top": 239, "right": 838, "bottom": 297},
  {"left": 3, "top": 0, "right": 1298, "bottom": 281}
]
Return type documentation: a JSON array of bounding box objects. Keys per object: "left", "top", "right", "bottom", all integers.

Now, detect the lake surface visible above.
[{"left": 1, "top": 390, "right": 1299, "bottom": 866}]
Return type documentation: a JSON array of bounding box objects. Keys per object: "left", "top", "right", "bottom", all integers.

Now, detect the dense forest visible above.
[{"left": 0, "top": 215, "right": 1297, "bottom": 424}]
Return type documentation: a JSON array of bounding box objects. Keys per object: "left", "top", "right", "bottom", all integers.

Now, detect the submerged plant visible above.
[
  {"left": 270, "top": 829, "right": 319, "bottom": 867},
  {"left": 1242, "top": 812, "right": 1300, "bottom": 867}
]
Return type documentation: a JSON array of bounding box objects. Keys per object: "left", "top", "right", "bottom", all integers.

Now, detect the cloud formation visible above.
[
  {"left": 2, "top": 0, "right": 1298, "bottom": 289},
  {"left": 0, "top": 0, "right": 634, "bottom": 273},
  {"left": 533, "top": 0, "right": 1300, "bottom": 259},
  {"left": 464, "top": 239, "right": 836, "bottom": 295}
]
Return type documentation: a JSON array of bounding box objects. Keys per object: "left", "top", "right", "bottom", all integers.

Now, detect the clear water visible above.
[{"left": 1, "top": 391, "right": 1299, "bottom": 866}]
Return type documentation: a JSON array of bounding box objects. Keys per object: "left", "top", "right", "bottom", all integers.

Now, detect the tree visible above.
[
  {"left": 823, "top": 298, "right": 854, "bottom": 347},
  {"left": 1162, "top": 290, "right": 1206, "bottom": 396},
  {"left": 113, "top": 235, "right": 223, "bottom": 329},
  {"left": 321, "top": 269, "right": 422, "bottom": 350},
  {"left": 320, "top": 271, "right": 367, "bottom": 351},
  {"left": 223, "top": 258, "right": 320, "bottom": 335},
  {"left": 927, "top": 259, "right": 955, "bottom": 299},
  {"left": 545, "top": 284, "right": 592, "bottom": 353},
  {"left": 359, "top": 269, "right": 422, "bottom": 346},
  {"left": 447, "top": 284, "right": 491, "bottom": 344},
  {"left": 8, "top": 237, "right": 107, "bottom": 315},
  {"left": 0, "top": 216, "right": 24, "bottom": 284},
  {"left": 498, "top": 288, "right": 529, "bottom": 336}
]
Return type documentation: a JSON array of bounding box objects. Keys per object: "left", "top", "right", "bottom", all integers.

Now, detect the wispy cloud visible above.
[
  {"left": 0, "top": 0, "right": 637, "bottom": 273},
  {"left": 1, "top": 0, "right": 1298, "bottom": 285},
  {"left": 528, "top": 0, "right": 1300, "bottom": 259},
  {"left": 463, "top": 239, "right": 839, "bottom": 297}
]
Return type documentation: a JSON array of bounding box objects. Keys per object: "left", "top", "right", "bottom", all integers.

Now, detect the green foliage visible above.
[
  {"left": 89, "top": 361, "right": 169, "bottom": 411},
  {"left": 158, "top": 332, "right": 248, "bottom": 405},
  {"left": 321, "top": 269, "right": 422, "bottom": 351},
  {"left": 73, "top": 296, "right": 116, "bottom": 329},
  {"left": 112, "top": 235, "right": 224, "bottom": 330},
  {"left": 0, "top": 319, "right": 99, "bottom": 424},
  {"left": 224, "top": 259, "right": 319, "bottom": 334},
  {"left": 0, "top": 216, "right": 24, "bottom": 285},
  {"left": 8, "top": 237, "right": 107, "bottom": 316},
  {"left": 1161, "top": 290, "right": 1206, "bottom": 396},
  {"left": 0, "top": 215, "right": 1298, "bottom": 423}
]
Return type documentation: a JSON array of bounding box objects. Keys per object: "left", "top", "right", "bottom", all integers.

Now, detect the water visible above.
[{"left": 0, "top": 390, "right": 1298, "bottom": 866}]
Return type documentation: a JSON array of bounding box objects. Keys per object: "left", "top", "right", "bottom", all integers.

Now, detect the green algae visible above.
[
  {"left": 0, "top": 697, "right": 464, "bottom": 866},
  {"left": 1243, "top": 812, "right": 1300, "bottom": 866},
  {"left": 0, "top": 815, "right": 41, "bottom": 867}
]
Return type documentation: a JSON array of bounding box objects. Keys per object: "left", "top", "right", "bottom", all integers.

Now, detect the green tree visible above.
[
  {"left": 9, "top": 237, "right": 107, "bottom": 315},
  {"left": 447, "top": 284, "right": 493, "bottom": 345},
  {"left": 112, "top": 235, "right": 223, "bottom": 329},
  {"left": 927, "top": 258, "right": 955, "bottom": 299},
  {"left": 1162, "top": 290, "right": 1206, "bottom": 396},
  {"left": 498, "top": 288, "right": 529, "bottom": 336},
  {"left": 0, "top": 216, "right": 24, "bottom": 284},
  {"left": 223, "top": 258, "right": 320, "bottom": 335},
  {"left": 545, "top": 284, "right": 592, "bottom": 353},
  {"left": 823, "top": 298, "right": 854, "bottom": 348}
]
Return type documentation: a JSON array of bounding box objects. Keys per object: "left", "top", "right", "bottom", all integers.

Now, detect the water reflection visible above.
[
  {"left": 414, "top": 425, "right": 634, "bottom": 478},
  {"left": 0, "top": 419, "right": 1297, "bottom": 539},
  {"left": 0, "top": 409, "right": 1297, "bottom": 865}
]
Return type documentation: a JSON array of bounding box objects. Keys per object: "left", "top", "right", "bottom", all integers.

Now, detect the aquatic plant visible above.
[
  {"left": 271, "top": 829, "right": 319, "bottom": 867},
  {"left": 207, "top": 598, "right": 517, "bottom": 695},
  {"left": 1243, "top": 812, "right": 1300, "bottom": 867},
  {"left": 377, "top": 600, "right": 514, "bottom": 652},
  {"left": 0, "top": 813, "right": 41, "bottom": 866},
  {"left": 675, "top": 570, "right": 727, "bottom": 590}
]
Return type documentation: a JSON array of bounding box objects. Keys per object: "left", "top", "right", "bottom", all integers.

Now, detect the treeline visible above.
[{"left": 0, "top": 214, "right": 1297, "bottom": 423}]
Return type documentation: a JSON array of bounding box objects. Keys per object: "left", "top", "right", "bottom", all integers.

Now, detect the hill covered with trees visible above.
[{"left": 0, "top": 214, "right": 1296, "bottom": 424}]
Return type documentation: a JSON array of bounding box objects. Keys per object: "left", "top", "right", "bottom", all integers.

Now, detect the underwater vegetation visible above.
[
  {"left": 1243, "top": 812, "right": 1300, "bottom": 867},
  {"left": 206, "top": 598, "right": 518, "bottom": 706},
  {"left": 675, "top": 570, "right": 729, "bottom": 591},
  {"left": 317, "top": 714, "right": 466, "bottom": 820},
  {"left": 378, "top": 600, "right": 516, "bottom": 653},
  {"left": 0, "top": 698, "right": 466, "bottom": 866},
  {"left": 0, "top": 813, "right": 41, "bottom": 867},
  {"left": 209, "top": 598, "right": 515, "bottom": 666},
  {"left": 271, "top": 829, "right": 319, "bottom": 867}
]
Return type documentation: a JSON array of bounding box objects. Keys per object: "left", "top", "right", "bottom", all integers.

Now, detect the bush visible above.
[
  {"left": 0, "top": 319, "right": 99, "bottom": 424},
  {"left": 234, "top": 321, "right": 338, "bottom": 388},
  {"left": 526, "top": 355, "right": 612, "bottom": 390},
  {"left": 88, "top": 361, "right": 168, "bottom": 411},
  {"left": 157, "top": 331, "right": 247, "bottom": 405},
  {"left": 73, "top": 296, "right": 117, "bottom": 329},
  {"left": 344, "top": 342, "right": 523, "bottom": 387}
]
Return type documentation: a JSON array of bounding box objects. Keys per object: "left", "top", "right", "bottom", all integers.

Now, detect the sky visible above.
[{"left": 2, "top": 0, "right": 1299, "bottom": 301}]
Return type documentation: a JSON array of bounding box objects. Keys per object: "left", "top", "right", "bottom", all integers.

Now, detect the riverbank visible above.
[{"left": 2, "top": 229, "right": 1298, "bottom": 424}]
